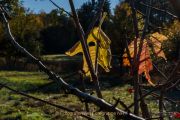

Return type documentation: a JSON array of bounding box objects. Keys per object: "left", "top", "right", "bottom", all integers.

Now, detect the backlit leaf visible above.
[
  {"left": 123, "top": 38, "right": 154, "bottom": 86},
  {"left": 123, "top": 33, "right": 168, "bottom": 86},
  {"left": 66, "top": 13, "right": 111, "bottom": 81},
  {"left": 149, "top": 32, "right": 168, "bottom": 60}
]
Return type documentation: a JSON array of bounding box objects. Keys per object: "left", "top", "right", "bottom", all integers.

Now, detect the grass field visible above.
[
  {"left": 0, "top": 70, "right": 178, "bottom": 120},
  {"left": 0, "top": 55, "right": 179, "bottom": 120},
  {"left": 41, "top": 54, "right": 83, "bottom": 61}
]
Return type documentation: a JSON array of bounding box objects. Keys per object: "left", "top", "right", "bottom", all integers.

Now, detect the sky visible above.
[{"left": 22, "top": 0, "right": 120, "bottom": 14}]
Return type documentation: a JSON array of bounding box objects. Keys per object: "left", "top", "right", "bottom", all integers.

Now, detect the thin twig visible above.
[
  {"left": 69, "top": 0, "right": 96, "bottom": 81},
  {"left": 35, "top": 70, "right": 81, "bottom": 89},
  {"left": 128, "top": 75, "right": 180, "bottom": 109},
  {"left": 166, "top": 79, "right": 180, "bottom": 91},
  {"left": 79, "top": 73, "right": 90, "bottom": 115},
  {"left": 130, "top": 0, "right": 140, "bottom": 116},
  {"left": 68, "top": 2, "right": 111, "bottom": 120},
  {"left": 135, "top": 9, "right": 167, "bottom": 31},
  {"left": 123, "top": 34, "right": 135, "bottom": 71},
  {"left": 84, "top": 0, "right": 104, "bottom": 41},
  {"left": 49, "top": 0, "right": 73, "bottom": 17},
  {"left": 152, "top": 62, "right": 180, "bottom": 91},
  {"left": 0, "top": 5, "right": 11, "bottom": 18},
  {"left": 159, "top": 60, "right": 180, "bottom": 120},
  {"left": 113, "top": 97, "right": 132, "bottom": 113},
  {"left": 135, "top": 1, "right": 178, "bottom": 19},
  {"left": 143, "top": 89, "right": 180, "bottom": 107}
]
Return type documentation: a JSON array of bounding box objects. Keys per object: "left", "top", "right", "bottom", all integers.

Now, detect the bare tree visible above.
[{"left": 0, "top": 0, "right": 180, "bottom": 119}]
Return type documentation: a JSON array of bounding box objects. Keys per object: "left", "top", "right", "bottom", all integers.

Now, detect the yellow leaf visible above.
[{"left": 65, "top": 13, "right": 111, "bottom": 81}]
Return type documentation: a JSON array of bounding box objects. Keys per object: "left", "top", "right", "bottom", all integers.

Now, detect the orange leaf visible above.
[
  {"left": 130, "top": 41, "right": 155, "bottom": 86},
  {"left": 149, "top": 32, "right": 168, "bottom": 60},
  {"left": 123, "top": 38, "right": 155, "bottom": 86},
  {"left": 123, "top": 38, "right": 146, "bottom": 66},
  {"left": 123, "top": 33, "right": 168, "bottom": 86}
]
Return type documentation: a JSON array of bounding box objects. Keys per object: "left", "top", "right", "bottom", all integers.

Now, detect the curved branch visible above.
[
  {"left": 0, "top": 83, "right": 94, "bottom": 120},
  {"left": 0, "top": 6, "right": 144, "bottom": 120}
]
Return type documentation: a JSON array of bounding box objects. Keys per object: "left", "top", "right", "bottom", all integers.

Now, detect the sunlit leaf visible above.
[
  {"left": 123, "top": 38, "right": 154, "bottom": 86},
  {"left": 66, "top": 28, "right": 112, "bottom": 81},
  {"left": 130, "top": 40, "right": 154, "bottom": 86},
  {"left": 149, "top": 32, "right": 168, "bottom": 60},
  {"left": 123, "top": 33, "right": 168, "bottom": 86}
]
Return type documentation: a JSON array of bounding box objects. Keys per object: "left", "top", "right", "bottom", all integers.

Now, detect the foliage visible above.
[
  {"left": 129, "top": 0, "right": 175, "bottom": 26},
  {"left": 0, "top": 0, "right": 19, "bottom": 13},
  {"left": 77, "top": 0, "right": 111, "bottom": 33},
  {"left": 38, "top": 9, "right": 77, "bottom": 54},
  {"left": 0, "top": 71, "right": 175, "bottom": 120},
  {"left": 0, "top": 5, "right": 43, "bottom": 62},
  {"left": 104, "top": 3, "right": 145, "bottom": 55},
  {"left": 160, "top": 20, "right": 180, "bottom": 61}
]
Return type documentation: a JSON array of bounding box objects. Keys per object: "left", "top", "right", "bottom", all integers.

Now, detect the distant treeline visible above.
[{"left": 0, "top": 0, "right": 180, "bottom": 62}]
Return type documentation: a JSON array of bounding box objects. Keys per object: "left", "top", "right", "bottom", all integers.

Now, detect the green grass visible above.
[
  {"left": 0, "top": 71, "right": 178, "bottom": 120},
  {"left": 41, "top": 54, "right": 83, "bottom": 61}
]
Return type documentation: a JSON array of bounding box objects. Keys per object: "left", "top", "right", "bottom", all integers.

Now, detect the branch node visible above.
[
  {"left": 113, "top": 98, "right": 120, "bottom": 108},
  {"left": 0, "top": 85, "right": 4, "bottom": 90}
]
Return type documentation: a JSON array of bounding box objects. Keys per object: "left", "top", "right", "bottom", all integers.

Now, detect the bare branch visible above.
[
  {"left": 143, "top": 89, "right": 180, "bottom": 107},
  {"left": 135, "top": 9, "right": 167, "bottom": 31},
  {"left": 0, "top": 5, "right": 11, "bottom": 18},
  {"left": 152, "top": 62, "right": 180, "bottom": 91},
  {"left": 113, "top": 97, "right": 132, "bottom": 113},
  {"left": 166, "top": 79, "right": 180, "bottom": 91},
  {"left": 130, "top": 1, "right": 140, "bottom": 116},
  {"left": 141, "top": 0, "right": 151, "bottom": 39},
  {"left": 35, "top": 70, "right": 81, "bottom": 89},
  {"left": 135, "top": 1, "right": 178, "bottom": 19},
  {"left": 128, "top": 75, "right": 180, "bottom": 109},
  {"left": 68, "top": 0, "right": 96, "bottom": 81},
  {"left": 163, "top": 102, "right": 172, "bottom": 120},
  {"left": 79, "top": 72, "right": 90, "bottom": 115},
  {"left": 84, "top": 0, "right": 104, "bottom": 41},
  {"left": 68, "top": 4, "right": 109, "bottom": 120},
  {"left": 139, "top": 77, "right": 150, "bottom": 119},
  {"left": 49, "top": 0, "right": 73, "bottom": 17},
  {"left": 123, "top": 34, "right": 134, "bottom": 70},
  {"left": 95, "top": 40, "right": 100, "bottom": 74},
  {"left": 159, "top": 60, "right": 180, "bottom": 120}
]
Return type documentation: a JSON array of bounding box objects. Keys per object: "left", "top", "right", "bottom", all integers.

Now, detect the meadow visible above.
[{"left": 0, "top": 55, "right": 179, "bottom": 120}]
